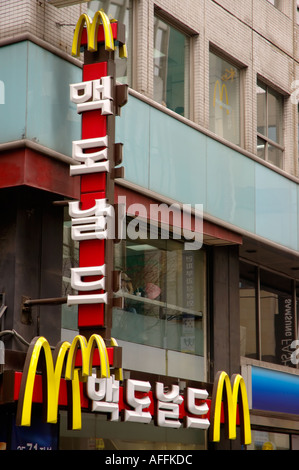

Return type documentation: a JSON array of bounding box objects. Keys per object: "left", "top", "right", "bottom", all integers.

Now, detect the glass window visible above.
[
  {"left": 239, "top": 262, "right": 258, "bottom": 360},
  {"left": 260, "top": 270, "right": 294, "bottom": 366},
  {"left": 59, "top": 411, "right": 206, "bottom": 450},
  {"left": 267, "top": 0, "right": 283, "bottom": 10},
  {"left": 113, "top": 226, "right": 205, "bottom": 356},
  {"left": 62, "top": 212, "right": 206, "bottom": 357},
  {"left": 239, "top": 261, "right": 296, "bottom": 368},
  {"left": 267, "top": 0, "right": 279, "bottom": 7},
  {"left": 154, "top": 17, "right": 190, "bottom": 117},
  {"left": 248, "top": 430, "right": 290, "bottom": 450},
  {"left": 209, "top": 52, "right": 241, "bottom": 146},
  {"left": 257, "top": 80, "right": 284, "bottom": 168},
  {"left": 88, "top": 0, "right": 133, "bottom": 85},
  {"left": 61, "top": 207, "right": 79, "bottom": 332}
]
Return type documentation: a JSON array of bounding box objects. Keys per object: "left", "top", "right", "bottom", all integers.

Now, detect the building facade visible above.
[{"left": 1, "top": 0, "right": 299, "bottom": 451}]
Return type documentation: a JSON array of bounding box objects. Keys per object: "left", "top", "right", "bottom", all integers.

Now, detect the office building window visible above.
[
  {"left": 113, "top": 225, "right": 205, "bottom": 356},
  {"left": 267, "top": 0, "right": 283, "bottom": 10},
  {"left": 257, "top": 80, "right": 284, "bottom": 169},
  {"left": 88, "top": 0, "right": 133, "bottom": 85},
  {"left": 239, "top": 263, "right": 258, "bottom": 360},
  {"left": 240, "top": 261, "right": 296, "bottom": 368},
  {"left": 153, "top": 16, "right": 190, "bottom": 117},
  {"left": 267, "top": 0, "right": 289, "bottom": 12},
  {"left": 209, "top": 51, "right": 241, "bottom": 146}
]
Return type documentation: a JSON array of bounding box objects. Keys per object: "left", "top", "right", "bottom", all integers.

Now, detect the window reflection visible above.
[
  {"left": 88, "top": 0, "right": 132, "bottom": 85},
  {"left": 113, "top": 235, "right": 205, "bottom": 356},
  {"left": 61, "top": 207, "right": 79, "bottom": 331},
  {"left": 154, "top": 17, "right": 190, "bottom": 117},
  {"left": 240, "top": 266, "right": 258, "bottom": 359},
  {"left": 256, "top": 80, "right": 284, "bottom": 169},
  {"left": 248, "top": 430, "right": 290, "bottom": 450},
  {"left": 267, "top": 143, "right": 283, "bottom": 168},
  {"left": 260, "top": 270, "right": 294, "bottom": 366},
  {"left": 209, "top": 52, "right": 240, "bottom": 146},
  {"left": 239, "top": 261, "right": 296, "bottom": 367},
  {"left": 257, "top": 82, "right": 267, "bottom": 137},
  {"left": 268, "top": 89, "right": 283, "bottom": 144}
]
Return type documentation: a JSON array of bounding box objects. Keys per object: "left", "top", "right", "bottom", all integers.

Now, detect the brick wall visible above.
[
  {"left": 0, "top": 0, "right": 87, "bottom": 55},
  {"left": 1, "top": 0, "right": 299, "bottom": 176}
]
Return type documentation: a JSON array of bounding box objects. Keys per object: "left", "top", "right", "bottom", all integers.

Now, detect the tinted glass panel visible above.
[
  {"left": 154, "top": 17, "right": 190, "bottom": 117},
  {"left": 209, "top": 52, "right": 240, "bottom": 145}
]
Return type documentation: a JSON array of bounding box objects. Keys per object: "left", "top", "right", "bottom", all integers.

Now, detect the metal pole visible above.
[{"left": 23, "top": 297, "right": 67, "bottom": 308}]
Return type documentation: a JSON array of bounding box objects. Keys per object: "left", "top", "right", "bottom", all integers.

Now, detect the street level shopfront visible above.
[
  {"left": 238, "top": 245, "right": 299, "bottom": 450},
  {"left": 3, "top": 4, "right": 299, "bottom": 451},
  {"left": 0, "top": 10, "right": 251, "bottom": 451}
]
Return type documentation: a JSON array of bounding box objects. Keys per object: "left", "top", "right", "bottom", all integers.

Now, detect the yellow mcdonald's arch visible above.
[
  {"left": 16, "top": 334, "right": 121, "bottom": 430},
  {"left": 65, "top": 333, "right": 109, "bottom": 381},
  {"left": 72, "top": 10, "right": 127, "bottom": 59},
  {"left": 209, "top": 371, "right": 251, "bottom": 446},
  {"left": 110, "top": 337, "right": 123, "bottom": 381},
  {"left": 213, "top": 80, "right": 230, "bottom": 115}
]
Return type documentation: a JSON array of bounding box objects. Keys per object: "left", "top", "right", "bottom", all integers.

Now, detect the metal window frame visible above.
[
  {"left": 240, "top": 259, "right": 298, "bottom": 367},
  {"left": 257, "top": 80, "right": 284, "bottom": 167}
]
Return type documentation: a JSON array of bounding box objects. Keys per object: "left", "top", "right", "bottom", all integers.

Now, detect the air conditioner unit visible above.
[{"left": 47, "top": 0, "right": 89, "bottom": 7}]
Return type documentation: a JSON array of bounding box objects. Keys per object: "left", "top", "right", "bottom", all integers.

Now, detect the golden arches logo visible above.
[
  {"left": 209, "top": 371, "right": 252, "bottom": 446},
  {"left": 213, "top": 80, "right": 230, "bottom": 115},
  {"left": 16, "top": 334, "right": 122, "bottom": 430},
  {"left": 72, "top": 10, "right": 127, "bottom": 58}
]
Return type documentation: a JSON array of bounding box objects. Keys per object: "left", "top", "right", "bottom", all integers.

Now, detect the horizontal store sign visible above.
[
  {"left": 0, "top": 334, "right": 252, "bottom": 446},
  {"left": 243, "top": 364, "right": 299, "bottom": 416}
]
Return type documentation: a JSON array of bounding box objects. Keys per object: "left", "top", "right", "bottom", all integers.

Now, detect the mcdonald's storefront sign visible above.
[
  {"left": 71, "top": 11, "right": 127, "bottom": 58},
  {"left": 0, "top": 335, "right": 251, "bottom": 446}
]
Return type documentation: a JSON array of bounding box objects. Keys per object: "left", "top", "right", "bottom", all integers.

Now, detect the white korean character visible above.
[
  {"left": 67, "top": 262, "right": 107, "bottom": 306},
  {"left": 93, "top": 77, "right": 113, "bottom": 101},
  {"left": 70, "top": 136, "right": 109, "bottom": 176},
  {"left": 70, "top": 81, "right": 92, "bottom": 104},
  {"left": 70, "top": 77, "right": 113, "bottom": 114},
  {"left": 70, "top": 265, "right": 105, "bottom": 291},
  {"left": 185, "top": 388, "right": 210, "bottom": 429},
  {"left": 71, "top": 215, "right": 107, "bottom": 241},
  {"left": 155, "top": 382, "right": 183, "bottom": 429},
  {"left": 67, "top": 292, "right": 107, "bottom": 306},
  {"left": 124, "top": 379, "right": 152, "bottom": 424},
  {"left": 87, "top": 375, "right": 120, "bottom": 422},
  {"left": 70, "top": 199, "right": 114, "bottom": 241}
]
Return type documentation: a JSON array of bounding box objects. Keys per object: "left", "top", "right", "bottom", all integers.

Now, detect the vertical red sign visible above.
[{"left": 68, "top": 18, "right": 128, "bottom": 341}]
